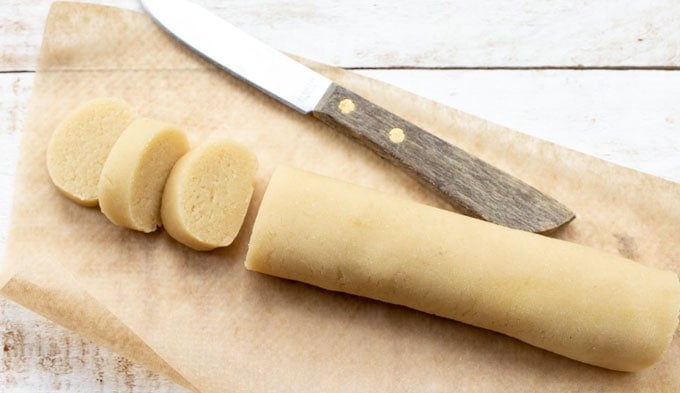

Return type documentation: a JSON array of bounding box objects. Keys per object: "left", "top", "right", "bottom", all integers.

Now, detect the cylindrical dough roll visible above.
[
  {"left": 245, "top": 166, "right": 680, "bottom": 372},
  {"left": 98, "top": 118, "right": 190, "bottom": 232},
  {"left": 161, "top": 140, "right": 258, "bottom": 251},
  {"left": 46, "top": 98, "right": 135, "bottom": 206}
]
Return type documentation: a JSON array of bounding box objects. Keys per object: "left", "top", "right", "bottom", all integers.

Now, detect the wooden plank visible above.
[
  {"left": 2, "top": 0, "right": 680, "bottom": 71},
  {"left": 0, "top": 298, "right": 184, "bottom": 393},
  {"left": 0, "top": 1, "right": 45, "bottom": 71},
  {"left": 0, "top": 1, "right": 140, "bottom": 72},
  {"left": 0, "top": 73, "right": 31, "bottom": 258},
  {"left": 357, "top": 69, "right": 680, "bottom": 183}
]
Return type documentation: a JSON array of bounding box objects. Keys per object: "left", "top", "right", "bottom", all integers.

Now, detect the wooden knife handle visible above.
[{"left": 312, "top": 83, "right": 574, "bottom": 233}]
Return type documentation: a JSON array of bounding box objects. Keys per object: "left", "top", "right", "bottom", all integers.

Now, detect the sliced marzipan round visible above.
[
  {"left": 98, "top": 118, "right": 190, "bottom": 233},
  {"left": 46, "top": 98, "right": 135, "bottom": 206},
  {"left": 161, "top": 140, "right": 258, "bottom": 251}
]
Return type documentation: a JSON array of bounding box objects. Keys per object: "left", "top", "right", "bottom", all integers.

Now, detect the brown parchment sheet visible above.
[{"left": 2, "top": 2, "right": 679, "bottom": 392}]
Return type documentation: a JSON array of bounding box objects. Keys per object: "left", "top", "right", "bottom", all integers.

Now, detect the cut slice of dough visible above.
[
  {"left": 245, "top": 166, "right": 680, "bottom": 372},
  {"left": 46, "top": 98, "right": 135, "bottom": 206},
  {"left": 98, "top": 118, "right": 190, "bottom": 233},
  {"left": 161, "top": 140, "right": 258, "bottom": 251}
]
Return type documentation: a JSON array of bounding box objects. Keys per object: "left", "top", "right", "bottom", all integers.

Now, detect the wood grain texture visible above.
[
  {"left": 0, "top": 74, "right": 31, "bottom": 260},
  {"left": 0, "top": 0, "right": 141, "bottom": 72},
  {"left": 313, "top": 83, "right": 574, "bottom": 232},
  {"left": 2, "top": 0, "right": 680, "bottom": 70},
  {"left": 0, "top": 298, "right": 184, "bottom": 393}
]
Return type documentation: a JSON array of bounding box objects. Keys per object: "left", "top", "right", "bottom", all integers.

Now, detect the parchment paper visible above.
[{"left": 2, "top": 2, "right": 679, "bottom": 392}]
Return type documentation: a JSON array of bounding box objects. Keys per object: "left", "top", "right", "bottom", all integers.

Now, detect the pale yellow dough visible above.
[
  {"left": 46, "top": 98, "right": 135, "bottom": 206},
  {"left": 161, "top": 140, "right": 258, "bottom": 251},
  {"left": 98, "top": 118, "right": 189, "bottom": 232},
  {"left": 245, "top": 166, "right": 680, "bottom": 372}
]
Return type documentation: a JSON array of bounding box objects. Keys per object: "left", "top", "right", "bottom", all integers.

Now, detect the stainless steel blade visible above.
[{"left": 141, "top": 0, "right": 332, "bottom": 113}]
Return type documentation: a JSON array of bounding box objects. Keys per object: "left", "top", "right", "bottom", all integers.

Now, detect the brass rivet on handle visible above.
[
  {"left": 388, "top": 128, "right": 405, "bottom": 143},
  {"left": 338, "top": 99, "right": 356, "bottom": 114}
]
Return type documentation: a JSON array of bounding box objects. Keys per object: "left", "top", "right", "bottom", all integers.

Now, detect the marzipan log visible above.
[{"left": 245, "top": 166, "right": 680, "bottom": 372}]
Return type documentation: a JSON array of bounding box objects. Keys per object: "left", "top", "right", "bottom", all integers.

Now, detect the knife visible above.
[{"left": 141, "top": 0, "right": 575, "bottom": 233}]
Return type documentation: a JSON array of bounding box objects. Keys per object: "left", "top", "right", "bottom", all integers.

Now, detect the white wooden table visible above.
[{"left": 1, "top": 1, "right": 678, "bottom": 391}]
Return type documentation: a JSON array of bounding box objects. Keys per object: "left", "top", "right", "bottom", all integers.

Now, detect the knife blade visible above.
[{"left": 141, "top": 0, "right": 575, "bottom": 233}]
